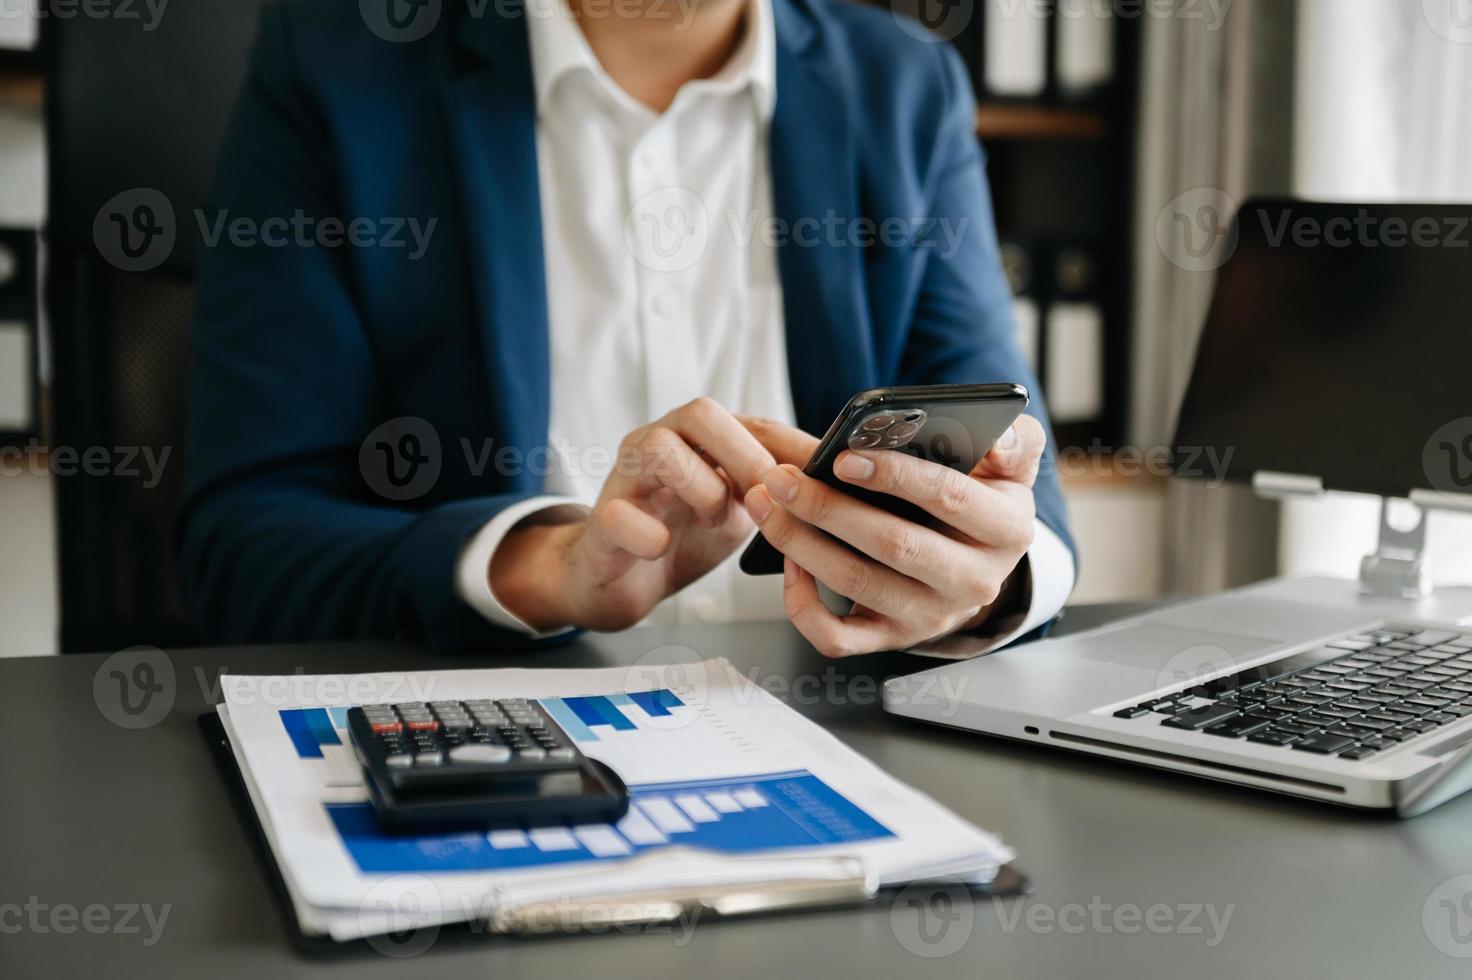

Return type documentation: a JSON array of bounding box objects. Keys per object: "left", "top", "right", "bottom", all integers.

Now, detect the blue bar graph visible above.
[
  {"left": 279, "top": 707, "right": 341, "bottom": 759},
  {"left": 327, "top": 769, "right": 896, "bottom": 873},
  {"left": 538, "top": 689, "right": 685, "bottom": 742},
  {"left": 628, "top": 689, "right": 684, "bottom": 717}
]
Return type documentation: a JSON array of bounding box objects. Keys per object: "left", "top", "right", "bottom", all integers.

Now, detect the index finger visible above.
[
  {"left": 740, "top": 415, "right": 819, "bottom": 467},
  {"left": 661, "top": 398, "right": 778, "bottom": 493}
]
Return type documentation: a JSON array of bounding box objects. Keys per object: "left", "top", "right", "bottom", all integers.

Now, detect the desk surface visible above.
[{"left": 5, "top": 605, "right": 1472, "bottom": 978}]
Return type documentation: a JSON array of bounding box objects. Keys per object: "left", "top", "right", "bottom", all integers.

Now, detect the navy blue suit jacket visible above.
[{"left": 178, "top": 0, "right": 1075, "bottom": 650}]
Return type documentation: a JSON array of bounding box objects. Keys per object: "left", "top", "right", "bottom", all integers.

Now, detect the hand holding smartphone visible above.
[{"left": 740, "top": 383, "right": 1029, "bottom": 575}]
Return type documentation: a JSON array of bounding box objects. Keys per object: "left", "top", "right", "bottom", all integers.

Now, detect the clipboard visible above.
[{"left": 198, "top": 711, "right": 1030, "bottom": 951}]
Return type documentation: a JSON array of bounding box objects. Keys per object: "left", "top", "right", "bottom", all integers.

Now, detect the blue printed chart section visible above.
[
  {"left": 539, "top": 691, "right": 684, "bottom": 742},
  {"left": 279, "top": 707, "right": 360, "bottom": 787},
  {"left": 326, "top": 770, "right": 896, "bottom": 874},
  {"left": 280, "top": 707, "right": 350, "bottom": 758}
]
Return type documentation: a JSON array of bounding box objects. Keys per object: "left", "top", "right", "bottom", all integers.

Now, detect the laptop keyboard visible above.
[{"left": 1112, "top": 626, "right": 1472, "bottom": 761}]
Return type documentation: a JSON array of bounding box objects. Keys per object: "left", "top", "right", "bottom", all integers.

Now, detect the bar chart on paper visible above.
[
  {"left": 276, "top": 688, "right": 731, "bottom": 788},
  {"left": 278, "top": 706, "right": 361, "bottom": 787},
  {"left": 311, "top": 686, "right": 895, "bottom": 874},
  {"left": 327, "top": 768, "right": 896, "bottom": 874}
]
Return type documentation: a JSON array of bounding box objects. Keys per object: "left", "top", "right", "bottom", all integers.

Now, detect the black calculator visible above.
[{"left": 346, "top": 698, "right": 629, "bottom": 834}]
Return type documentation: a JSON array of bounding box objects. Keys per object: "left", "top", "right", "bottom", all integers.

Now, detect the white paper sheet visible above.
[{"left": 218, "top": 659, "right": 1012, "bottom": 940}]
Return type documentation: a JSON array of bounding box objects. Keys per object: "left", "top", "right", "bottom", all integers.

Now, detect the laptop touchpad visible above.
[{"left": 1064, "top": 622, "right": 1283, "bottom": 676}]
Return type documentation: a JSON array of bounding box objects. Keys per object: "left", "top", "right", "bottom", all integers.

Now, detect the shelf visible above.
[
  {"left": 0, "top": 68, "right": 42, "bottom": 110},
  {"left": 975, "top": 104, "right": 1106, "bottom": 141},
  {"left": 1058, "top": 453, "right": 1169, "bottom": 492}
]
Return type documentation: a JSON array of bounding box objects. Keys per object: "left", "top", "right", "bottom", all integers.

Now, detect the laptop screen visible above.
[{"left": 1171, "top": 199, "right": 1472, "bottom": 500}]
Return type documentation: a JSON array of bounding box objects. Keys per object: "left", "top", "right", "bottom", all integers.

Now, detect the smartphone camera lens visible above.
[
  {"left": 861, "top": 414, "right": 895, "bottom": 432},
  {"left": 848, "top": 430, "right": 883, "bottom": 449},
  {"left": 886, "top": 421, "right": 921, "bottom": 443}
]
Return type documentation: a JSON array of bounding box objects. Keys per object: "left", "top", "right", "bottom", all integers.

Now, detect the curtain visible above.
[{"left": 1130, "top": 0, "right": 1295, "bottom": 594}]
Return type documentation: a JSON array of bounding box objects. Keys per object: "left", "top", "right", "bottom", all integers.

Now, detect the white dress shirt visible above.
[{"left": 454, "top": 0, "right": 1075, "bottom": 655}]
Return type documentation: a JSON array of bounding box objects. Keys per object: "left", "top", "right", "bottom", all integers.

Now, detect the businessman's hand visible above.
[
  {"left": 490, "top": 399, "right": 812, "bottom": 632},
  {"left": 744, "top": 416, "right": 1044, "bottom": 658}
]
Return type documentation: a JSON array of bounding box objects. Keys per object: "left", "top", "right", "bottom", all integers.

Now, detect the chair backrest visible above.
[{"left": 45, "top": 1, "right": 270, "bottom": 652}]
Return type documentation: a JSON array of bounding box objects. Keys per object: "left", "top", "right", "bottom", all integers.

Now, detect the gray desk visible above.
[{"left": 5, "top": 606, "right": 1472, "bottom": 978}]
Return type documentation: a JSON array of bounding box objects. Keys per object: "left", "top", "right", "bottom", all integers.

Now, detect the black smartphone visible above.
[{"left": 740, "top": 383, "right": 1030, "bottom": 575}]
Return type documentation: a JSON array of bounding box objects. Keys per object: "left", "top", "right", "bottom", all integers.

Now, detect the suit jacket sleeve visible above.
[
  {"left": 176, "top": 7, "right": 562, "bottom": 652},
  {"left": 894, "top": 44, "right": 1077, "bottom": 626}
]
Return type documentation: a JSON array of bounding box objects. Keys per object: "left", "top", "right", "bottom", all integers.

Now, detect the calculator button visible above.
[
  {"left": 414, "top": 750, "right": 445, "bottom": 766},
  {"left": 447, "top": 744, "right": 512, "bottom": 765},
  {"left": 385, "top": 753, "right": 415, "bottom": 768},
  {"left": 546, "top": 747, "right": 576, "bottom": 762},
  {"left": 370, "top": 721, "right": 403, "bottom": 734},
  {"left": 516, "top": 747, "right": 547, "bottom": 761},
  {"left": 405, "top": 719, "right": 439, "bottom": 731}
]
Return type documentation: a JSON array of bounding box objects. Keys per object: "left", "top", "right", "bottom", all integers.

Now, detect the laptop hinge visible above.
[
  {"left": 1360, "top": 498, "right": 1432, "bottom": 599},
  {"left": 1251, "top": 471, "right": 1325, "bottom": 498}
]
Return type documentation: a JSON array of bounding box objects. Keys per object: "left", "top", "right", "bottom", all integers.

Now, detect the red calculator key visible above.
[
  {"left": 371, "top": 721, "right": 403, "bottom": 734},
  {"left": 405, "top": 719, "right": 439, "bottom": 731}
]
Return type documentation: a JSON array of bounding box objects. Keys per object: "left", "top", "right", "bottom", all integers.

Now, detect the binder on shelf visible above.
[
  {"left": 1000, "top": 240, "right": 1041, "bottom": 374},
  {"left": 0, "top": 227, "right": 37, "bottom": 438},
  {"left": 983, "top": 0, "right": 1049, "bottom": 97},
  {"left": 1054, "top": 0, "right": 1115, "bottom": 96},
  {"left": 1043, "top": 245, "right": 1105, "bottom": 425}
]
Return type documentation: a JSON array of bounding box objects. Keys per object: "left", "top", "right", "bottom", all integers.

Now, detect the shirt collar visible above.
[{"left": 526, "top": 0, "right": 776, "bottom": 121}]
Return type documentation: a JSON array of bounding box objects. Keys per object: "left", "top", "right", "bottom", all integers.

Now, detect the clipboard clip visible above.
[{"left": 487, "top": 848, "right": 877, "bottom": 934}]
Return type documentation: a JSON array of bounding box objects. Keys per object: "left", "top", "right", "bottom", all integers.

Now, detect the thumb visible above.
[{"left": 973, "top": 415, "right": 1046, "bottom": 487}]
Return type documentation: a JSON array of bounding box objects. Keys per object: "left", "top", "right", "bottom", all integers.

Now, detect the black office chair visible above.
[{"left": 45, "top": 2, "right": 269, "bottom": 652}]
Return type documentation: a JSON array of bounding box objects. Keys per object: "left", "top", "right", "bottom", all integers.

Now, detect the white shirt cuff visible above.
[
  {"left": 454, "top": 495, "right": 588, "bottom": 638},
  {"left": 905, "top": 518, "right": 1076, "bottom": 660}
]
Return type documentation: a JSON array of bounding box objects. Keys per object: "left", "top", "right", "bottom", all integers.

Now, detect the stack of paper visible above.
[{"left": 217, "top": 658, "right": 1014, "bottom": 940}]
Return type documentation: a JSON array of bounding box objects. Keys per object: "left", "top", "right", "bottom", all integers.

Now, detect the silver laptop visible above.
[
  {"left": 884, "top": 578, "right": 1472, "bottom": 816},
  {"left": 885, "top": 201, "right": 1472, "bottom": 817}
]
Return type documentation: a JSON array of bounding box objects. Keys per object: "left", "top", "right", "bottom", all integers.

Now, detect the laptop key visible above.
[
  {"left": 1293, "top": 733, "right": 1357, "bottom": 754},
  {"left": 1247, "top": 728, "right": 1300, "bottom": 746},
  {"left": 1200, "top": 646, "right": 1362, "bottom": 696},
  {"left": 1162, "top": 703, "right": 1241, "bottom": 731},
  {"left": 1337, "top": 746, "right": 1380, "bottom": 761},
  {"left": 1204, "top": 715, "right": 1273, "bottom": 738},
  {"left": 1114, "top": 706, "right": 1152, "bottom": 719}
]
